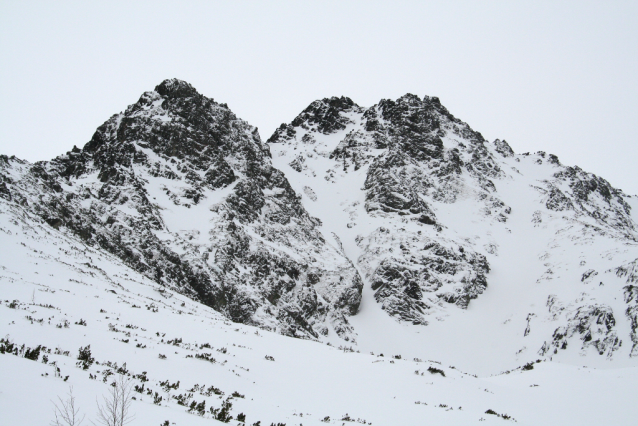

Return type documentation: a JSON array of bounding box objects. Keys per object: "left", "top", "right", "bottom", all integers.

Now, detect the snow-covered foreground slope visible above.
[{"left": 2, "top": 200, "right": 637, "bottom": 426}]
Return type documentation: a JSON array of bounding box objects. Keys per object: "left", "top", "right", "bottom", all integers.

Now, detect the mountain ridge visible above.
[
  {"left": 1, "top": 79, "right": 637, "bottom": 368},
  {"left": 0, "top": 79, "right": 363, "bottom": 343}
]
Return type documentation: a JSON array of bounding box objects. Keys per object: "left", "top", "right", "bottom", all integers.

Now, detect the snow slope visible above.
[{"left": 1, "top": 200, "right": 637, "bottom": 426}]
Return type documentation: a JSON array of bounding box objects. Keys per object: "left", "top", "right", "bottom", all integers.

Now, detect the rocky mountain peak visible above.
[
  {"left": 493, "top": 139, "right": 515, "bottom": 157},
  {"left": 0, "top": 80, "right": 364, "bottom": 342},
  {"left": 266, "top": 91, "right": 638, "bottom": 344},
  {"left": 374, "top": 93, "right": 459, "bottom": 130},
  {"left": 268, "top": 96, "right": 363, "bottom": 143},
  {"left": 154, "top": 78, "right": 200, "bottom": 99}
]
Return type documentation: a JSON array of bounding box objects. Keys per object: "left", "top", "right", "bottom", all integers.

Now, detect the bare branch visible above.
[
  {"left": 51, "top": 386, "right": 85, "bottom": 426},
  {"left": 94, "top": 374, "right": 135, "bottom": 426}
]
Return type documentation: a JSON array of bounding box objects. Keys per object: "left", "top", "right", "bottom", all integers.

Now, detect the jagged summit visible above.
[
  {"left": 268, "top": 96, "right": 363, "bottom": 143},
  {"left": 81, "top": 78, "right": 251, "bottom": 186},
  {"left": 154, "top": 78, "right": 200, "bottom": 98}
]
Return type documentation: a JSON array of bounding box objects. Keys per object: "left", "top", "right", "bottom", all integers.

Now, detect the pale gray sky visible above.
[{"left": 1, "top": 1, "right": 637, "bottom": 194}]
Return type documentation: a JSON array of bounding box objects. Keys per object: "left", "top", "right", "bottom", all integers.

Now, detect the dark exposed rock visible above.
[
  {"left": 623, "top": 284, "right": 638, "bottom": 356},
  {"left": 581, "top": 269, "right": 598, "bottom": 283},
  {"left": 204, "top": 157, "right": 237, "bottom": 189},
  {"left": 612, "top": 258, "right": 638, "bottom": 284},
  {"left": 548, "top": 153, "right": 560, "bottom": 165},
  {"left": 364, "top": 152, "right": 438, "bottom": 220},
  {"left": 544, "top": 166, "right": 634, "bottom": 237},
  {"left": 358, "top": 228, "right": 489, "bottom": 324},
  {"left": 0, "top": 158, "right": 12, "bottom": 201},
  {"left": 154, "top": 78, "right": 200, "bottom": 99},
  {"left": 541, "top": 304, "right": 621, "bottom": 358},
  {"left": 544, "top": 186, "right": 574, "bottom": 211},
  {"left": 267, "top": 123, "right": 296, "bottom": 144},
  {"left": 289, "top": 154, "right": 306, "bottom": 173},
  {"left": 493, "top": 139, "right": 514, "bottom": 157},
  {"left": 292, "top": 96, "right": 360, "bottom": 135}
]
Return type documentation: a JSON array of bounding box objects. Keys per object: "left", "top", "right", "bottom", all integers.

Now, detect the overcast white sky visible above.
[{"left": 1, "top": 1, "right": 637, "bottom": 193}]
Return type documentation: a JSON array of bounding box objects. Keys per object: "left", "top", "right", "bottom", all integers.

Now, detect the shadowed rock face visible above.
[
  {"left": 622, "top": 284, "right": 638, "bottom": 357},
  {"left": 0, "top": 79, "right": 363, "bottom": 342},
  {"left": 493, "top": 139, "right": 515, "bottom": 158},
  {"left": 544, "top": 166, "right": 635, "bottom": 236},
  {"left": 268, "top": 96, "right": 362, "bottom": 143}
]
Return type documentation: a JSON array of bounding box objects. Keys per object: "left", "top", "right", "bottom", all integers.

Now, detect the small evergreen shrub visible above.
[
  {"left": 427, "top": 366, "right": 446, "bottom": 377},
  {"left": 24, "top": 345, "right": 42, "bottom": 361},
  {"left": 210, "top": 398, "right": 233, "bottom": 423},
  {"left": 76, "top": 345, "right": 94, "bottom": 370},
  {"left": 188, "top": 399, "right": 206, "bottom": 416},
  {"left": 0, "top": 337, "right": 17, "bottom": 355},
  {"left": 194, "top": 352, "right": 216, "bottom": 363},
  {"left": 485, "top": 409, "right": 514, "bottom": 421},
  {"left": 159, "top": 379, "right": 180, "bottom": 391}
]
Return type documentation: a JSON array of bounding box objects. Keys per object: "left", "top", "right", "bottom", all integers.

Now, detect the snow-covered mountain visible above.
[
  {"left": 267, "top": 94, "right": 638, "bottom": 370},
  {"left": 1, "top": 79, "right": 362, "bottom": 343},
  {"left": 1, "top": 80, "right": 637, "bottom": 425}
]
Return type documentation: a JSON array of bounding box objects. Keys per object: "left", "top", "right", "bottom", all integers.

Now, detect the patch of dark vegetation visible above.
[
  {"left": 427, "top": 366, "right": 445, "bottom": 377},
  {"left": 485, "top": 409, "right": 515, "bottom": 421}
]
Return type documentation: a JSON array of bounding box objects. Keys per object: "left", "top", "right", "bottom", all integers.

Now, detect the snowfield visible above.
[
  {"left": 1, "top": 80, "right": 637, "bottom": 425},
  {"left": 1, "top": 200, "right": 637, "bottom": 426}
]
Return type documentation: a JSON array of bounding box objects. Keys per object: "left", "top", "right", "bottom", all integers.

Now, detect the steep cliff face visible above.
[
  {"left": 268, "top": 93, "right": 638, "bottom": 361},
  {"left": 0, "top": 79, "right": 362, "bottom": 342}
]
